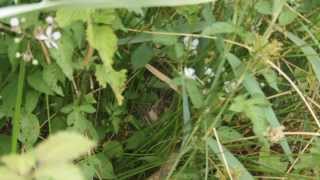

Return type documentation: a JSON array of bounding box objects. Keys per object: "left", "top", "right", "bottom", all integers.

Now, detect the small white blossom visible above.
[
  {"left": 204, "top": 67, "right": 215, "bottom": 77},
  {"left": 260, "top": 82, "right": 266, "bottom": 87},
  {"left": 22, "top": 52, "right": 33, "bottom": 62},
  {"left": 46, "top": 16, "right": 54, "bottom": 25},
  {"left": 184, "top": 67, "right": 197, "bottom": 80},
  {"left": 15, "top": 52, "right": 21, "bottom": 58},
  {"left": 36, "top": 26, "right": 61, "bottom": 49},
  {"left": 10, "top": 17, "right": 19, "bottom": 27},
  {"left": 32, "top": 59, "right": 39, "bottom": 66},
  {"left": 183, "top": 36, "right": 199, "bottom": 54}
]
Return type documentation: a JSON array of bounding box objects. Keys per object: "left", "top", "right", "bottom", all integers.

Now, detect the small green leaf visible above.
[
  {"left": 279, "top": 9, "right": 297, "bottom": 26},
  {"left": 131, "top": 44, "right": 154, "bottom": 69},
  {"left": 255, "top": 0, "right": 273, "bottom": 15},
  {"left": 19, "top": 113, "right": 40, "bottom": 149},
  {"left": 24, "top": 90, "right": 40, "bottom": 113},
  {"left": 185, "top": 79, "right": 204, "bottom": 108},
  {"left": 43, "top": 63, "right": 65, "bottom": 96},
  {"left": 35, "top": 131, "right": 96, "bottom": 164},
  {"left": 102, "top": 141, "right": 123, "bottom": 158},
  {"left": 217, "top": 126, "right": 244, "bottom": 142},
  {"left": 152, "top": 34, "right": 177, "bottom": 46},
  {"left": 50, "top": 32, "right": 75, "bottom": 80}
]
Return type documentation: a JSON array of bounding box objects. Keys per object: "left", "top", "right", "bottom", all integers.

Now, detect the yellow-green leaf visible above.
[{"left": 87, "top": 23, "right": 127, "bottom": 105}]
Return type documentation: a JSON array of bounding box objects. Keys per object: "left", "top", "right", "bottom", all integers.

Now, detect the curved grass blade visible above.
[
  {"left": 286, "top": 32, "right": 320, "bottom": 83},
  {"left": 0, "top": 0, "right": 213, "bottom": 19},
  {"left": 226, "top": 53, "right": 293, "bottom": 162},
  {"left": 207, "top": 138, "right": 254, "bottom": 180}
]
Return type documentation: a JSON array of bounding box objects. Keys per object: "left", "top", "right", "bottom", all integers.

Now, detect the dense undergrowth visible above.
[{"left": 1, "top": 0, "right": 320, "bottom": 179}]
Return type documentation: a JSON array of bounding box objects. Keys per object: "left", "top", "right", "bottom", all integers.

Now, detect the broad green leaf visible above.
[
  {"left": 27, "top": 71, "right": 54, "bottom": 95},
  {"left": 226, "top": 53, "right": 293, "bottom": 162},
  {"left": 0, "top": 77, "right": 18, "bottom": 116},
  {"left": 287, "top": 32, "right": 320, "bottom": 84},
  {"left": 50, "top": 32, "right": 75, "bottom": 80},
  {"left": 79, "top": 153, "right": 115, "bottom": 179},
  {"left": 19, "top": 113, "right": 40, "bottom": 149},
  {"left": 56, "top": 8, "right": 90, "bottom": 27},
  {"left": 43, "top": 63, "right": 65, "bottom": 96},
  {"left": 230, "top": 95, "right": 269, "bottom": 140},
  {"left": 1, "top": 153, "right": 36, "bottom": 175},
  {"left": 35, "top": 163, "right": 85, "bottom": 180},
  {"left": 87, "top": 24, "right": 127, "bottom": 105},
  {"left": 24, "top": 90, "right": 40, "bottom": 113},
  {"left": 35, "top": 131, "right": 96, "bottom": 164},
  {"left": 131, "top": 44, "right": 154, "bottom": 69},
  {"left": 207, "top": 138, "right": 254, "bottom": 180}
]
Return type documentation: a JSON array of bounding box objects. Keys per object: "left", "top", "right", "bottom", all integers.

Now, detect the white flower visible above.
[
  {"left": 36, "top": 26, "right": 61, "bottom": 49},
  {"left": 191, "top": 39, "right": 199, "bottom": 50},
  {"left": 46, "top": 16, "right": 54, "bottom": 25},
  {"left": 10, "top": 17, "right": 19, "bottom": 27},
  {"left": 32, "top": 59, "right": 39, "bottom": 66},
  {"left": 204, "top": 67, "right": 215, "bottom": 77},
  {"left": 183, "top": 36, "right": 191, "bottom": 47},
  {"left": 184, "top": 67, "right": 197, "bottom": 80}
]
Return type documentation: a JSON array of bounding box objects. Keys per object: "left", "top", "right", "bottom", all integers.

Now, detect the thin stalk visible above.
[
  {"left": 45, "top": 95, "right": 51, "bottom": 134},
  {"left": 11, "top": 60, "right": 26, "bottom": 153}
]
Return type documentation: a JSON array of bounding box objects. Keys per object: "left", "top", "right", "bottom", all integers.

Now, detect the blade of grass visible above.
[
  {"left": 0, "top": 0, "right": 214, "bottom": 19},
  {"left": 226, "top": 53, "right": 293, "bottom": 162},
  {"left": 207, "top": 137, "right": 254, "bottom": 180},
  {"left": 11, "top": 60, "right": 26, "bottom": 153}
]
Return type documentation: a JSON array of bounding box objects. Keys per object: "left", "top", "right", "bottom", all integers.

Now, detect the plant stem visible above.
[{"left": 11, "top": 60, "right": 26, "bottom": 153}]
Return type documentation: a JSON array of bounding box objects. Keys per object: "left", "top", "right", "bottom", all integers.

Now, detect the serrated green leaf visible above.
[
  {"left": 50, "top": 32, "right": 75, "bottom": 80},
  {"left": 43, "top": 63, "right": 65, "bottom": 96},
  {"left": 87, "top": 24, "right": 127, "bottom": 105},
  {"left": 35, "top": 131, "right": 96, "bottom": 164}
]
